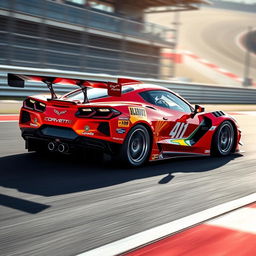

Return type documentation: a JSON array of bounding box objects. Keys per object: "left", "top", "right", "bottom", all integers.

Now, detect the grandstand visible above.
[{"left": 0, "top": 0, "right": 205, "bottom": 79}]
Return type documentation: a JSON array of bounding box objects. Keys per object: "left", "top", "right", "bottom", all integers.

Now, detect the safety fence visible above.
[{"left": 0, "top": 65, "right": 255, "bottom": 104}]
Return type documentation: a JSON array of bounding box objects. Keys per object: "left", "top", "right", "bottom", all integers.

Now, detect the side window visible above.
[{"left": 140, "top": 90, "right": 192, "bottom": 113}]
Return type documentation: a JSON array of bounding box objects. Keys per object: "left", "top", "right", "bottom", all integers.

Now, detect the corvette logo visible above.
[{"left": 54, "top": 109, "right": 67, "bottom": 115}]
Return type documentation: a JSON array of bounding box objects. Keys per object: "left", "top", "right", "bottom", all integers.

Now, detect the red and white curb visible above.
[
  {"left": 77, "top": 193, "right": 256, "bottom": 256},
  {"left": 162, "top": 50, "right": 256, "bottom": 87},
  {"left": 183, "top": 51, "right": 245, "bottom": 85},
  {"left": 124, "top": 202, "right": 256, "bottom": 256},
  {"left": 0, "top": 114, "right": 19, "bottom": 122}
]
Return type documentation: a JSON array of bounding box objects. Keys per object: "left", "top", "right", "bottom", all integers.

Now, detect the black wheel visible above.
[
  {"left": 211, "top": 121, "right": 235, "bottom": 156},
  {"left": 121, "top": 125, "right": 151, "bottom": 167}
]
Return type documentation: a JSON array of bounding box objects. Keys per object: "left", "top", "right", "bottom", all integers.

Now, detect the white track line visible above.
[
  {"left": 207, "top": 207, "right": 256, "bottom": 234},
  {"left": 78, "top": 193, "right": 256, "bottom": 256},
  {"left": 0, "top": 114, "right": 19, "bottom": 116}
]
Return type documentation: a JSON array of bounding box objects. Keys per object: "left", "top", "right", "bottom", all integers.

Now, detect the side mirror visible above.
[{"left": 192, "top": 104, "right": 205, "bottom": 117}]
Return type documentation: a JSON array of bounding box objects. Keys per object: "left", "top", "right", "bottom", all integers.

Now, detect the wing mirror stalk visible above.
[{"left": 191, "top": 104, "right": 205, "bottom": 118}]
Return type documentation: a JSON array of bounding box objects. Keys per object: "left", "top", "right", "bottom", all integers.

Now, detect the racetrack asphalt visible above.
[{"left": 0, "top": 113, "right": 256, "bottom": 256}]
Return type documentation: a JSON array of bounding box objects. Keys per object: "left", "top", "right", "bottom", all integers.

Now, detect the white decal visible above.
[
  {"left": 44, "top": 117, "right": 72, "bottom": 124},
  {"left": 169, "top": 122, "right": 189, "bottom": 138}
]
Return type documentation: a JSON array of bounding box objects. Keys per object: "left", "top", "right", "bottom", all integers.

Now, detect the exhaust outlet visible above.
[
  {"left": 48, "top": 142, "right": 56, "bottom": 151},
  {"left": 58, "top": 143, "right": 68, "bottom": 153}
]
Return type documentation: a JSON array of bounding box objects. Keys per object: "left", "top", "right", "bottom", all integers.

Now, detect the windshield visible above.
[{"left": 65, "top": 86, "right": 134, "bottom": 101}]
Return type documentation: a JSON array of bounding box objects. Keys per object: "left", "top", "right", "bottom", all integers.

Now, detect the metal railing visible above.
[
  {"left": 0, "top": 0, "right": 170, "bottom": 44},
  {"left": 1, "top": 65, "right": 256, "bottom": 104},
  {"left": 0, "top": 0, "right": 170, "bottom": 79}
]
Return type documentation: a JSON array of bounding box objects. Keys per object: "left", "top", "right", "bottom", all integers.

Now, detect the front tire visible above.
[
  {"left": 121, "top": 125, "right": 151, "bottom": 167},
  {"left": 211, "top": 121, "right": 235, "bottom": 156}
]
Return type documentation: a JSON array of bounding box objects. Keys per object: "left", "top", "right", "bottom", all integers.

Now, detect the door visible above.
[{"left": 140, "top": 90, "right": 203, "bottom": 155}]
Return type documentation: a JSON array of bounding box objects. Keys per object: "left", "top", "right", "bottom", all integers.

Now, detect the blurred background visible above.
[{"left": 0, "top": 0, "right": 255, "bottom": 84}]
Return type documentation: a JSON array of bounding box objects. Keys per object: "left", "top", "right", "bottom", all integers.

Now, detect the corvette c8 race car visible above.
[{"left": 8, "top": 73, "right": 242, "bottom": 167}]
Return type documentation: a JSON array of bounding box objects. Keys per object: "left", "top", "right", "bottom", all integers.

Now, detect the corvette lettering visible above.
[{"left": 44, "top": 117, "right": 72, "bottom": 124}]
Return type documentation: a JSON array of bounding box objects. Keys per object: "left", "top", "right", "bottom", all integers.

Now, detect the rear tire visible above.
[
  {"left": 121, "top": 125, "right": 151, "bottom": 167},
  {"left": 211, "top": 121, "right": 235, "bottom": 156}
]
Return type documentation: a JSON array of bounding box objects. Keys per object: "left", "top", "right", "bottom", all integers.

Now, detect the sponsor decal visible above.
[
  {"left": 82, "top": 131, "right": 94, "bottom": 136},
  {"left": 129, "top": 107, "right": 146, "bottom": 117},
  {"left": 84, "top": 125, "right": 90, "bottom": 131},
  {"left": 151, "top": 154, "right": 159, "bottom": 160},
  {"left": 30, "top": 117, "right": 39, "bottom": 127},
  {"left": 204, "top": 150, "right": 211, "bottom": 154},
  {"left": 209, "top": 126, "right": 217, "bottom": 131},
  {"left": 54, "top": 109, "right": 67, "bottom": 115},
  {"left": 129, "top": 107, "right": 147, "bottom": 123},
  {"left": 44, "top": 117, "right": 72, "bottom": 124},
  {"left": 116, "top": 128, "right": 126, "bottom": 134},
  {"left": 118, "top": 120, "right": 129, "bottom": 127},
  {"left": 30, "top": 123, "right": 38, "bottom": 127},
  {"left": 108, "top": 82, "right": 121, "bottom": 97},
  {"left": 112, "top": 137, "right": 124, "bottom": 141}
]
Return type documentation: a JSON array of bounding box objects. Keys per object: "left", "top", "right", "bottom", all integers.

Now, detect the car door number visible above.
[{"left": 169, "top": 122, "right": 189, "bottom": 138}]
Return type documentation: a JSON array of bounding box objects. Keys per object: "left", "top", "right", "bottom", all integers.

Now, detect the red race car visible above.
[{"left": 8, "top": 74, "right": 242, "bottom": 167}]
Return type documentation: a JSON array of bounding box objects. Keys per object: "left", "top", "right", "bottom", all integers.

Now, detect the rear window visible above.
[{"left": 65, "top": 86, "right": 134, "bottom": 101}]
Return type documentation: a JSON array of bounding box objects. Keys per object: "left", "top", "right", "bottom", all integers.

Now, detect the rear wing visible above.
[{"left": 7, "top": 74, "right": 142, "bottom": 103}]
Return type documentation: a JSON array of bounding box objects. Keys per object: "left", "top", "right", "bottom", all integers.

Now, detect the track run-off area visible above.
[
  {"left": 147, "top": 8, "right": 256, "bottom": 83},
  {"left": 0, "top": 111, "right": 256, "bottom": 255}
]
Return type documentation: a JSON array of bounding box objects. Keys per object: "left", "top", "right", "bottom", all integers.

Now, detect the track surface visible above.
[
  {"left": 148, "top": 8, "right": 256, "bottom": 81},
  {"left": 1, "top": 113, "right": 256, "bottom": 256}
]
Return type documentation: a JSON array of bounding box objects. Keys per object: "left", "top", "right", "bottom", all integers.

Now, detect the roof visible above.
[{"left": 140, "top": 0, "right": 211, "bottom": 12}]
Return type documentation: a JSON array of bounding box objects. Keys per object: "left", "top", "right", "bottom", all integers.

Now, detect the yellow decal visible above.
[
  {"left": 170, "top": 139, "right": 191, "bottom": 146},
  {"left": 118, "top": 120, "right": 130, "bottom": 127},
  {"left": 129, "top": 107, "right": 147, "bottom": 123}
]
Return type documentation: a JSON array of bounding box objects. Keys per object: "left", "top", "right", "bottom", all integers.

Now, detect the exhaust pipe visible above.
[
  {"left": 58, "top": 143, "right": 68, "bottom": 153},
  {"left": 48, "top": 142, "right": 56, "bottom": 151}
]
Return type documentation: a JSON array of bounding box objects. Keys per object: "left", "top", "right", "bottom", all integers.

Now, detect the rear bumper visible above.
[{"left": 21, "top": 126, "right": 120, "bottom": 154}]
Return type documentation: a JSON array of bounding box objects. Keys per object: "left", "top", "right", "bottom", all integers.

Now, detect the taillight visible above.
[
  {"left": 76, "top": 107, "right": 121, "bottom": 119},
  {"left": 23, "top": 98, "right": 46, "bottom": 112}
]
